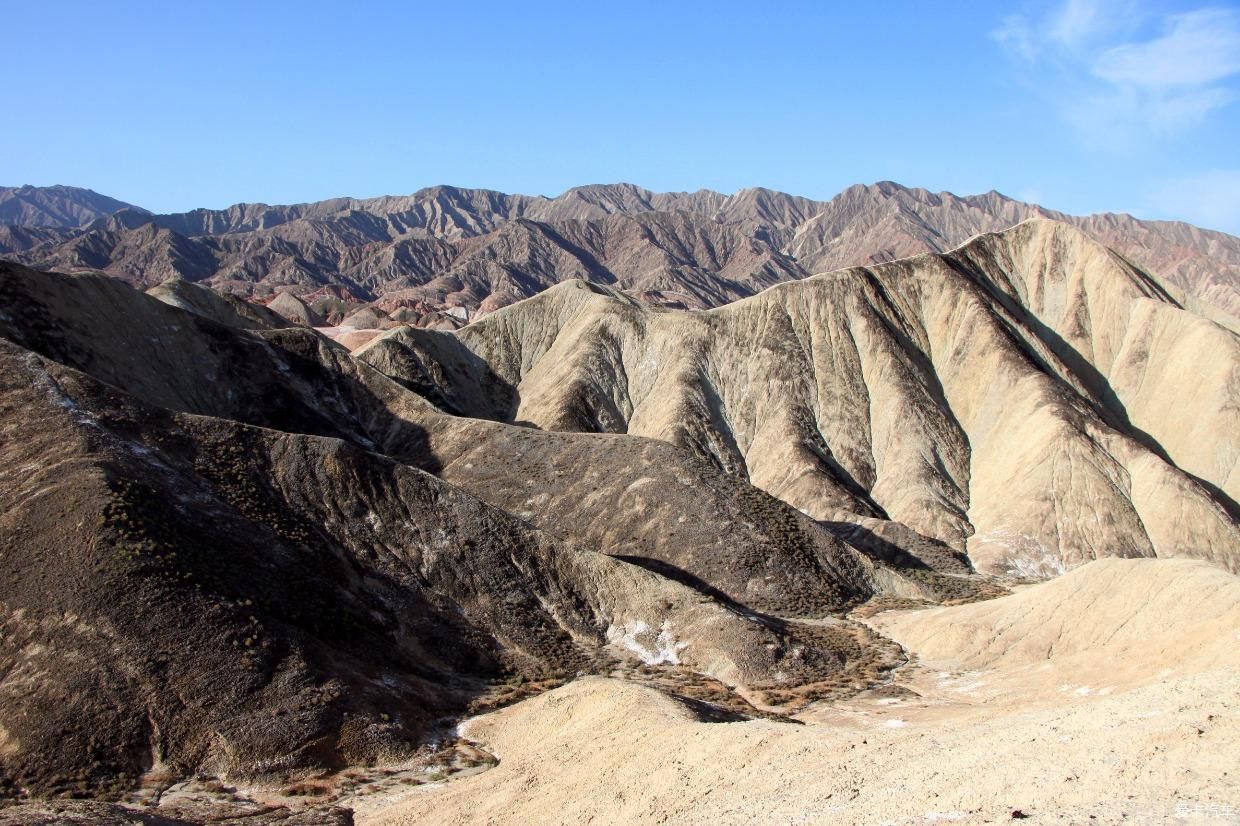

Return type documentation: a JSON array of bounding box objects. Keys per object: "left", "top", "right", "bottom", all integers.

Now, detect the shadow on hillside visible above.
[
  {"left": 943, "top": 254, "right": 1240, "bottom": 524},
  {"left": 353, "top": 325, "right": 520, "bottom": 423},
  {"left": 821, "top": 522, "right": 931, "bottom": 572}
]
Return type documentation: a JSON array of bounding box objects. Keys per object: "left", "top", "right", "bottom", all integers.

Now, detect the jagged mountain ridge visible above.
[
  {"left": 0, "top": 185, "right": 143, "bottom": 229},
  {"left": 358, "top": 219, "right": 1240, "bottom": 578},
  {"left": 3, "top": 181, "right": 1238, "bottom": 321}
]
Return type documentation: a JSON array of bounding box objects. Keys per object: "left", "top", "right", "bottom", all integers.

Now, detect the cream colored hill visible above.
[
  {"left": 874, "top": 557, "right": 1240, "bottom": 687},
  {"left": 146, "top": 275, "right": 292, "bottom": 330},
  {"left": 267, "top": 290, "right": 324, "bottom": 326},
  {"left": 361, "top": 219, "right": 1239, "bottom": 577},
  {"left": 363, "top": 559, "right": 1240, "bottom": 826}
]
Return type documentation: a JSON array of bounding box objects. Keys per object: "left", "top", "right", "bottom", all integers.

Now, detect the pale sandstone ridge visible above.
[
  {"left": 875, "top": 558, "right": 1240, "bottom": 679},
  {"left": 146, "top": 276, "right": 293, "bottom": 330},
  {"left": 4, "top": 181, "right": 1239, "bottom": 320},
  {"left": 266, "top": 290, "right": 324, "bottom": 327},
  {"left": 360, "top": 219, "right": 1240, "bottom": 577},
  {"left": 365, "top": 559, "right": 1240, "bottom": 826}
]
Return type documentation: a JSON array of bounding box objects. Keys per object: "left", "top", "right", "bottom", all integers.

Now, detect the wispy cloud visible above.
[
  {"left": 991, "top": 15, "right": 1040, "bottom": 61},
  {"left": 1047, "top": 0, "right": 1119, "bottom": 47},
  {"left": 1094, "top": 9, "right": 1240, "bottom": 88},
  {"left": 991, "top": 2, "right": 1240, "bottom": 146},
  {"left": 1148, "top": 169, "right": 1240, "bottom": 233}
]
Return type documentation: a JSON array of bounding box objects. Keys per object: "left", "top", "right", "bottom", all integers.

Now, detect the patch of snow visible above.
[
  {"left": 23, "top": 353, "right": 96, "bottom": 425},
  {"left": 1060, "top": 683, "right": 1105, "bottom": 696},
  {"left": 606, "top": 619, "right": 689, "bottom": 665},
  {"left": 970, "top": 527, "right": 1066, "bottom": 579},
  {"left": 883, "top": 719, "right": 908, "bottom": 729},
  {"left": 1005, "top": 551, "right": 1067, "bottom": 580}
]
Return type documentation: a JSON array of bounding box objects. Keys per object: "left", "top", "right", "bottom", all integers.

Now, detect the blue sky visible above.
[{"left": 5, "top": 0, "right": 1240, "bottom": 232}]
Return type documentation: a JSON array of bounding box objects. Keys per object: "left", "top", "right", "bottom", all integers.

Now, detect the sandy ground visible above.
[{"left": 359, "top": 559, "right": 1240, "bottom": 825}]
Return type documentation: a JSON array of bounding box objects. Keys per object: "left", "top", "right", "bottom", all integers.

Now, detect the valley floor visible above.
[
  {"left": 3, "top": 559, "right": 1235, "bottom": 826},
  {"left": 356, "top": 559, "right": 1240, "bottom": 826}
]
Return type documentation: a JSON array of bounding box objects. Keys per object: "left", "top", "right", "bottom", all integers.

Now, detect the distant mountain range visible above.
[
  {"left": 2, "top": 181, "right": 1239, "bottom": 324},
  {"left": 0, "top": 184, "right": 146, "bottom": 228}
]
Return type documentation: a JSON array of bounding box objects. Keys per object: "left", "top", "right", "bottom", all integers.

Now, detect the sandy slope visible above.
[{"left": 365, "top": 559, "right": 1240, "bottom": 825}]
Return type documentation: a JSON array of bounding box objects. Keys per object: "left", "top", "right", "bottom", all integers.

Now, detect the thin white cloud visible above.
[
  {"left": 991, "top": 15, "right": 1039, "bottom": 61},
  {"left": 992, "top": 0, "right": 1141, "bottom": 55},
  {"left": 991, "top": 2, "right": 1240, "bottom": 144},
  {"left": 1149, "top": 169, "right": 1240, "bottom": 233},
  {"left": 1047, "top": 0, "right": 1112, "bottom": 47},
  {"left": 1094, "top": 9, "right": 1240, "bottom": 89},
  {"left": 1066, "top": 84, "right": 1236, "bottom": 142}
]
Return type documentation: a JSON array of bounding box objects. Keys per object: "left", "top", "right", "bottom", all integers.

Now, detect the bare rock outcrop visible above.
[{"left": 0, "top": 185, "right": 143, "bottom": 229}]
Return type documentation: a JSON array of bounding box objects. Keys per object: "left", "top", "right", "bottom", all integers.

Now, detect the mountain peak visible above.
[{"left": 0, "top": 184, "right": 145, "bottom": 228}]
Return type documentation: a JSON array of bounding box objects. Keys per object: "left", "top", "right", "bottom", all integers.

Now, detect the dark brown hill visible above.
[{"left": 0, "top": 261, "right": 962, "bottom": 798}]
